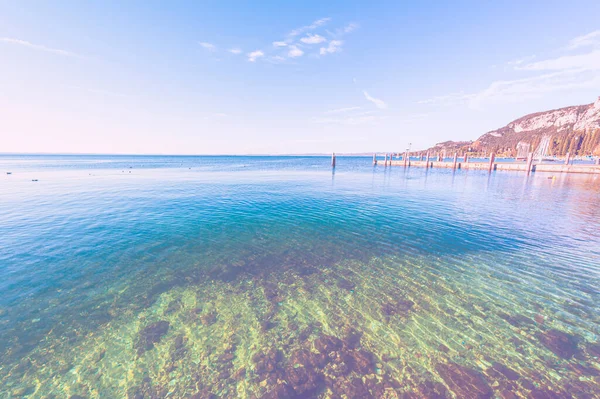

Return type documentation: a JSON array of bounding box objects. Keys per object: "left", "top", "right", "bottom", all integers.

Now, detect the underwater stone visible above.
[
  {"left": 200, "top": 312, "right": 217, "bottom": 326},
  {"left": 538, "top": 329, "right": 579, "bottom": 359},
  {"left": 284, "top": 363, "right": 322, "bottom": 396},
  {"left": 382, "top": 298, "right": 415, "bottom": 318},
  {"left": 218, "top": 352, "right": 234, "bottom": 364},
  {"left": 289, "top": 348, "right": 328, "bottom": 369},
  {"left": 527, "top": 388, "right": 565, "bottom": 399},
  {"left": 341, "top": 327, "right": 362, "bottom": 349},
  {"left": 253, "top": 348, "right": 282, "bottom": 376},
  {"left": 165, "top": 299, "right": 183, "bottom": 315},
  {"left": 314, "top": 334, "right": 342, "bottom": 354},
  {"left": 262, "top": 382, "right": 294, "bottom": 399},
  {"left": 136, "top": 321, "right": 170, "bottom": 355},
  {"left": 347, "top": 349, "right": 375, "bottom": 374},
  {"left": 337, "top": 278, "right": 355, "bottom": 291},
  {"left": 498, "top": 312, "right": 535, "bottom": 327},
  {"left": 438, "top": 344, "right": 450, "bottom": 353},
  {"left": 586, "top": 342, "right": 600, "bottom": 357},
  {"left": 490, "top": 362, "right": 520, "bottom": 381},
  {"left": 435, "top": 362, "right": 492, "bottom": 399},
  {"left": 331, "top": 377, "right": 373, "bottom": 399}
]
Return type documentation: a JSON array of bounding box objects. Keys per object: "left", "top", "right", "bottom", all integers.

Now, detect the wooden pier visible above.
[{"left": 374, "top": 153, "right": 600, "bottom": 174}]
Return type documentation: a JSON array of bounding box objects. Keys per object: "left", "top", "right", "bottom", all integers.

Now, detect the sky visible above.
[{"left": 1, "top": 0, "right": 600, "bottom": 155}]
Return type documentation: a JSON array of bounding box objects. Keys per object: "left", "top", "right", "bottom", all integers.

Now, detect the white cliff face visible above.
[
  {"left": 498, "top": 97, "right": 600, "bottom": 134},
  {"left": 513, "top": 108, "right": 579, "bottom": 133},
  {"left": 574, "top": 97, "right": 600, "bottom": 130}
]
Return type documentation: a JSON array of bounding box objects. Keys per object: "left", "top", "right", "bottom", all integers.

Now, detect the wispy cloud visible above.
[
  {"left": 228, "top": 48, "right": 242, "bottom": 55},
  {"left": 247, "top": 50, "right": 264, "bottom": 62},
  {"left": 506, "top": 55, "right": 536, "bottom": 66},
  {"left": 516, "top": 50, "right": 600, "bottom": 72},
  {"left": 199, "top": 42, "right": 216, "bottom": 51},
  {"left": 0, "top": 37, "right": 78, "bottom": 57},
  {"left": 312, "top": 115, "right": 382, "bottom": 125},
  {"left": 289, "top": 17, "right": 331, "bottom": 37},
  {"left": 417, "top": 92, "right": 476, "bottom": 106},
  {"left": 363, "top": 91, "right": 388, "bottom": 109},
  {"left": 421, "top": 30, "right": 600, "bottom": 109},
  {"left": 288, "top": 45, "right": 304, "bottom": 58},
  {"left": 300, "top": 34, "right": 326, "bottom": 45},
  {"left": 273, "top": 41, "right": 288, "bottom": 47},
  {"left": 566, "top": 30, "right": 600, "bottom": 50},
  {"left": 319, "top": 40, "right": 343, "bottom": 55},
  {"left": 324, "top": 106, "right": 362, "bottom": 114}
]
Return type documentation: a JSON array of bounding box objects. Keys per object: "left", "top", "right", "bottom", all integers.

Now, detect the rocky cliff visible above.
[{"left": 429, "top": 97, "right": 600, "bottom": 156}]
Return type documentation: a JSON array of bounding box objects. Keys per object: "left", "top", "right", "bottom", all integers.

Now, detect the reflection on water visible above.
[{"left": 0, "top": 155, "right": 599, "bottom": 398}]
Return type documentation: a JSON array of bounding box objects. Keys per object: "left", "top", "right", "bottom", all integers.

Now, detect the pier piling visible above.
[
  {"left": 488, "top": 152, "right": 495, "bottom": 173},
  {"left": 452, "top": 153, "right": 457, "bottom": 170},
  {"left": 331, "top": 152, "right": 336, "bottom": 168},
  {"left": 565, "top": 152, "right": 570, "bottom": 165},
  {"left": 425, "top": 152, "right": 430, "bottom": 168},
  {"left": 526, "top": 152, "right": 533, "bottom": 174},
  {"left": 372, "top": 153, "right": 377, "bottom": 165}
]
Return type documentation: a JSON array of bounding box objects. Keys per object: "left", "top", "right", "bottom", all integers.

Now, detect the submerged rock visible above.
[
  {"left": 382, "top": 298, "right": 415, "bottom": 318},
  {"left": 435, "top": 362, "right": 492, "bottom": 399},
  {"left": 200, "top": 311, "right": 217, "bottom": 326},
  {"left": 347, "top": 349, "right": 375, "bottom": 374},
  {"left": 498, "top": 312, "right": 535, "bottom": 328},
  {"left": 136, "top": 321, "right": 170, "bottom": 356},
  {"left": 489, "top": 362, "right": 520, "bottom": 381},
  {"left": 314, "top": 334, "right": 342, "bottom": 354},
  {"left": 537, "top": 329, "right": 579, "bottom": 359},
  {"left": 337, "top": 278, "right": 355, "bottom": 291}
]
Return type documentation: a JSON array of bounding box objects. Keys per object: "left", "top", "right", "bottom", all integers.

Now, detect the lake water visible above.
[{"left": 1, "top": 155, "right": 599, "bottom": 398}]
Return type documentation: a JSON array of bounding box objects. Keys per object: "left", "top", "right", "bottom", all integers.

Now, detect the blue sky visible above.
[{"left": 1, "top": 0, "right": 600, "bottom": 154}]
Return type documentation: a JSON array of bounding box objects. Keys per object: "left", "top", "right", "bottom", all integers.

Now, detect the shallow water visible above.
[{"left": 0, "top": 155, "right": 599, "bottom": 398}]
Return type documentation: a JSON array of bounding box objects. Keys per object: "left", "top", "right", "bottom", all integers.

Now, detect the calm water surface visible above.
[{"left": 0, "top": 155, "right": 599, "bottom": 398}]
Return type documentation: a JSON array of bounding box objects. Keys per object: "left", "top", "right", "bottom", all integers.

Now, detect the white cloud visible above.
[
  {"left": 288, "top": 45, "right": 304, "bottom": 58},
  {"left": 517, "top": 50, "right": 600, "bottom": 72},
  {"left": 417, "top": 92, "right": 476, "bottom": 105},
  {"left": 289, "top": 17, "right": 331, "bottom": 37},
  {"left": 421, "top": 31, "right": 600, "bottom": 110},
  {"left": 507, "top": 55, "right": 536, "bottom": 66},
  {"left": 313, "top": 115, "right": 381, "bottom": 125},
  {"left": 247, "top": 50, "right": 264, "bottom": 62},
  {"left": 0, "top": 37, "right": 78, "bottom": 57},
  {"left": 228, "top": 48, "right": 242, "bottom": 54},
  {"left": 342, "top": 23, "right": 359, "bottom": 34},
  {"left": 199, "top": 42, "right": 216, "bottom": 51},
  {"left": 363, "top": 91, "right": 388, "bottom": 109},
  {"left": 324, "top": 106, "right": 362, "bottom": 114},
  {"left": 566, "top": 30, "right": 600, "bottom": 50},
  {"left": 319, "top": 40, "right": 343, "bottom": 55},
  {"left": 469, "top": 70, "right": 600, "bottom": 109},
  {"left": 300, "top": 34, "right": 326, "bottom": 44},
  {"left": 273, "top": 41, "right": 288, "bottom": 47}
]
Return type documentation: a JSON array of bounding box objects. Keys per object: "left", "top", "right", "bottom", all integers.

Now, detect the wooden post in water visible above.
[
  {"left": 425, "top": 152, "right": 430, "bottom": 168},
  {"left": 488, "top": 152, "right": 495, "bottom": 173},
  {"left": 526, "top": 152, "right": 533, "bottom": 174},
  {"left": 372, "top": 153, "right": 377, "bottom": 165},
  {"left": 331, "top": 152, "right": 336, "bottom": 168},
  {"left": 384, "top": 153, "right": 388, "bottom": 166},
  {"left": 564, "top": 152, "right": 570, "bottom": 165},
  {"left": 403, "top": 152, "right": 408, "bottom": 167},
  {"left": 452, "top": 152, "right": 457, "bottom": 170}
]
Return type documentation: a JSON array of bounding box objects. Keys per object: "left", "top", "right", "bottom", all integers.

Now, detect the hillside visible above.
[{"left": 428, "top": 97, "right": 600, "bottom": 156}]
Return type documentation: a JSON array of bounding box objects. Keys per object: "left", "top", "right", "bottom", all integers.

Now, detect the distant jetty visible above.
[{"left": 372, "top": 153, "right": 600, "bottom": 175}]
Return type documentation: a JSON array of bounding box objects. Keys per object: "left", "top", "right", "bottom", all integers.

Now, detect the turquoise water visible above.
[{"left": 0, "top": 155, "right": 599, "bottom": 398}]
